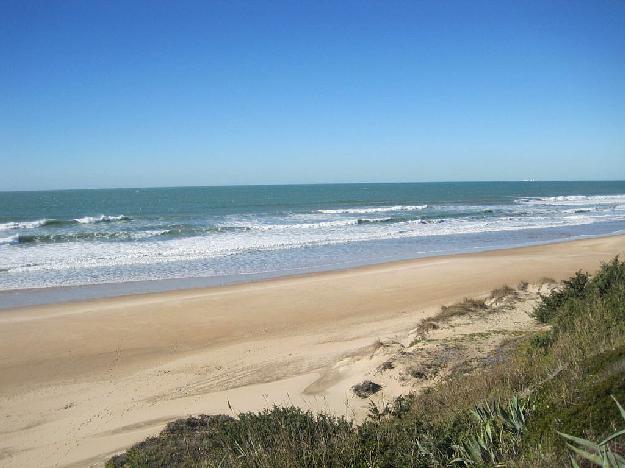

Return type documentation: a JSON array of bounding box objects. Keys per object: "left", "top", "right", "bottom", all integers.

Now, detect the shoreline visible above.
[
  {"left": 1, "top": 234, "right": 625, "bottom": 467},
  {"left": 2, "top": 230, "right": 624, "bottom": 311}
]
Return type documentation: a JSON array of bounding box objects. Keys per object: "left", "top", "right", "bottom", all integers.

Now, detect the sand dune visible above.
[{"left": 1, "top": 235, "right": 625, "bottom": 467}]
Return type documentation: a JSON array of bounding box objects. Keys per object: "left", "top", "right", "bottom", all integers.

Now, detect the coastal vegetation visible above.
[
  {"left": 434, "top": 297, "right": 488, "bottom": 321},
  {"left": 490, "top": 284, "right": 517, "bottom": 301},
  {"left": 108, "top": 258, "right": 625, "bottom": 467}
]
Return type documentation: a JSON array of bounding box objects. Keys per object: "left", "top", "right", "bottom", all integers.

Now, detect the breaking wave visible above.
[
  {"left": 516, "top": 194, "right": 625, "bottom": 206},
  {"left": 7, "top": 232, "right": 142, "bottom": 245},
  {"left": 2, "top": 186, "right": 625, "bottom": 292},
  {"left": 318, "top": 205, "right": 427, "bottom": 214},
  {"left": 74, "top": 215, "right": 131, "bottom": 224},
  {"left": 0, "top": 215, "right": 131, "bottom": 231},
  {"left": 0, "top": 219, "right": 56, "bottom": 231}
]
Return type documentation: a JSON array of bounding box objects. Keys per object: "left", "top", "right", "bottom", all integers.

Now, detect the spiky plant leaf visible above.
[
  {"left": 558, "top": 431, "right": 602, "bottom": 450},
  {"left": 599, "top": 428, "right": 625, "bottom": 446},
  {"left": 565, "top": 443, "right": 604, "bottom": 465},
  {"left": 612, "top": 395, "right": 625, "bottom": 422}
]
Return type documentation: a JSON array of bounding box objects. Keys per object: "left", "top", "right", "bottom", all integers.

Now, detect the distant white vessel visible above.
[{"left": 522, "top": 178, "right": 536, "bottom": 182}]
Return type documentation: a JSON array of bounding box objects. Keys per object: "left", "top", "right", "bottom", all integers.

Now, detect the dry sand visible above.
[{"left": 1, "top": 235, "right": 625, "bottom": 467}]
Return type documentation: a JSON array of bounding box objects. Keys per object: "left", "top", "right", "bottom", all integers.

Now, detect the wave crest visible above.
[
  {"left": 0, "top": 219, "right": 48, "bottom": 231},
  {"left": 74, "top": 215, "right": 131, "bottom": 224},
  {"left": 318, "top": 205, "right": 427, "bottom": 214},
  {"left": 0, "top": 215, "right": 131, "bottom": 230},
  {"left": 516, "top": 194, "right": 625, "bottom": 206},
  {"left": 0, "top": 234, "right": 19, "bottom": 245}
]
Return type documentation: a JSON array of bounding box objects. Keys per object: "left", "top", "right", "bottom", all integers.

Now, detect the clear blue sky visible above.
[{"left": 1, "top": 0, "right": 624, "bottom": 190}]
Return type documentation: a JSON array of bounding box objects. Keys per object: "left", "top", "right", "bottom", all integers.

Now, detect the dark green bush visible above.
[
  {"left": 528, "top": 330, "right": 553, "bottom": 352},
  {"left": 109, "top": 407, "right": 360, "bottom": 468},
  {"left": 534, "top": 270, "right": 589, "bottom": 323},
  {"left": 592, "top": 256, "right": 625, "bottom": 296}
]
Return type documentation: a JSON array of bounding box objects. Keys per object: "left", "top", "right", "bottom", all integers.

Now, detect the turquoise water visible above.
[{"left": 1, "top": 181, "right": 625, "bottom": 307}]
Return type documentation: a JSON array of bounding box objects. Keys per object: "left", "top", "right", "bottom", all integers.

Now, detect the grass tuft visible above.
[
  {"left": 537, "top": 276, "right": 557, "bottom": 285},
  {"left": 490, "top": 284, "right": 517, "bottom": 300},
  {"left": 437, "top": 297, "right": 488, "bottom": 321}
]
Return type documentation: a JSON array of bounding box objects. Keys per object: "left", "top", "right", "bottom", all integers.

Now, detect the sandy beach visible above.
[{"left": 1, "top": 234, "right": 625, "bottom": 467}]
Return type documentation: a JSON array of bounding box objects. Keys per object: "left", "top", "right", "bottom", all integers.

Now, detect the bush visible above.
[
  {"left": 534, "top": 271, "right": 589, "bottom": 323},
  {"left": 109, "top": 407, "right": 360, "bottom": 468}
]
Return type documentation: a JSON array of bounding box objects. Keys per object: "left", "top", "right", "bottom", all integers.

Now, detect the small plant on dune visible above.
[
  {"left": 558, "top": 396, "right": 625, "bottom": 468},
  {"left": 352, "top": 380, "right": 382, "bottom": 398},
  {"left": 438, "top": 298, "right": 487, "bottom": 321},
  {"left": 415, "top": 319, "right": 439, "bottom": 338},
  {"left": 412, "top": 298, "right": 489, "bottom": 344},
  {"left": 517, "top": 280, "right": 529, "bottom": 291},
  {"left": 490, "top": 284, "right": 516, "bottom": 300},
  {"left": 537, "top": 276, "right": 557, "bottom": 285}
]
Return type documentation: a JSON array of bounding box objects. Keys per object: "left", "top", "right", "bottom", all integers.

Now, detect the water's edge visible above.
[{"left": 2, "top": 230, "right": 622, "bottom": 311}]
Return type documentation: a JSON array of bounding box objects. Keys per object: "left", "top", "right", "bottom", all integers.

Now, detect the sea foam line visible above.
[
  {"left": 0, "top": 214, "right": 131, "bottom": 231},
  {"left": 318, "top": 205, "right": 427, "bottom": 214},
  {"left": 74, "top": 214, "right": 131, "bottom": 224},
  {"left": 516, "top": 194, "right": 625, "bottom": 206},
  {"left": 0, "top": 220, "right": 48, "bottom": 231},
  {"left": 5, "top": 211, "right": 622, "bottom": 273}
]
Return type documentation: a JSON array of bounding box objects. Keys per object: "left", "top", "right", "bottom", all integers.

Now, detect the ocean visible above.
[{"left": 1, "top": 181, "right": 625, "bottom": 308}]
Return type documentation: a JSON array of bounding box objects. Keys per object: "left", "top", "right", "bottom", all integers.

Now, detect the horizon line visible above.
[{"left": 3, "top": 179, "right": 625, "bottom": 193}]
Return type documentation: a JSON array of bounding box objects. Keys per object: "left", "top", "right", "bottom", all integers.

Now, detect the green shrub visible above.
[
  {"left": 528, "top": 330, "right": 553, "bottom": 352},
  {"left": 559, "top": 396, "right": 625, "bottom": 467},
  {"left": 109, "top": 407, "right": 360, "bottom": 468},
  {"left": 534, "top": 270, "right": 589, "bottom": 323}
]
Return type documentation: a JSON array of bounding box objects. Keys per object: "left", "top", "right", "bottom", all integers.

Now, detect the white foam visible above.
[
  {"left": 225, "top": 219, "right": 363, "bottom": 231},
  {"left": 318, "top": 205, "right": 427, "bottom": 214},
  {"left": 0, "top": 235, "right": 18, "bottom": 245},
  {"left": 3, "top": 210, "right": 620, "bottom": 276},
  {"left": 0, "top": 220, "right": 47, "bottom": 231},
  {"left": 74, "top": 214, "right": 129, "bottom": 224},
  {"left": 563, "top": 208, "right": 593, "bottom": 214},
  {"left": 2, "top": 199, "right": 625, "bottom": 291},
  {"left": 517, "top": 194, "right": 625, "bottom": 206}
]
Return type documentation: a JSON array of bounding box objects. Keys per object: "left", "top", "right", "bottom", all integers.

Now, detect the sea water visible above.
[{"left": 1, "top": 181, "right": 625, "bottom": 307}]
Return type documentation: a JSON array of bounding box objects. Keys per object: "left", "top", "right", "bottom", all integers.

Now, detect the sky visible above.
[{"left": 1, "top": 0, "right": 625, "bottom": 190}]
